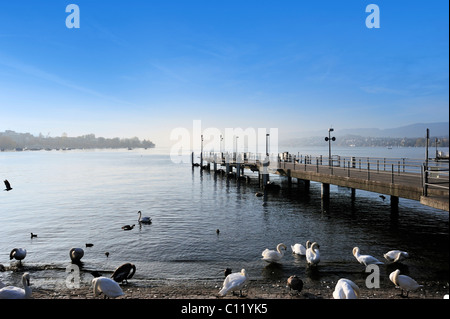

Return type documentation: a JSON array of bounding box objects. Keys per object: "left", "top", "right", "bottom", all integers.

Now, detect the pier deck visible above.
[{"left": 201, "top": 152, "right": 449, "bottom": 212}]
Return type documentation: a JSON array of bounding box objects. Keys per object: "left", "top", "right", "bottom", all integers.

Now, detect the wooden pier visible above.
[{"left": 198, "top": 152, "right": 449, "bottom": 212}]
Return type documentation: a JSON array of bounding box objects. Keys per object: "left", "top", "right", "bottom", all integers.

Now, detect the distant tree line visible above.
[{"left": 0, "top": 130, "right": 155, "bottom": 150}]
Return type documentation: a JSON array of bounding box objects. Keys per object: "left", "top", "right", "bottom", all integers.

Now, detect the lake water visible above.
[{"left": 0, "top": 146, "right": 448, "bottom": 292}]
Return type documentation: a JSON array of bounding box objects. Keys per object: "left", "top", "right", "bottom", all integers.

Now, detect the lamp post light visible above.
[
  {"left": 234, "top": 136, "right": 239, "bottom": 161},
  {"left": 266, "top": 133, "right": 270, "bottom": 157},
  {"left": 200, "top": 134, "right": 204, "bottom": 167},
  {"left": 325, "top": 128, "right": 336, "bottom": 166},
  {"left": 220, "top": 134, "right": 223, "bottom": 161}
]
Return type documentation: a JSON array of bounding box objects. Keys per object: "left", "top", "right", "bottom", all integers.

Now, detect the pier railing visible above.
[{"left": 201, "top": 151, "right": 449, "bottom": 194}]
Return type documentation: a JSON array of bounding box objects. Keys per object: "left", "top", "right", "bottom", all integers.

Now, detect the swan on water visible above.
[
  {"left": 291, "top": 240, "right": 310, "bottom": 256},
  {"left": 122, "top": 224, "right": 135, "bottom": 231},
  {"left": 389, "top": 269, "right": 423, "bottom": 297},
  {"left": 352, "top": 247, "right": 384, "bottom": 267},
  {"left": 111, "top": 263, "right": 136, "bottom": 284},
  {"left": 287, "top": 275, "right": 303, "bottom": 294},
  {"left": 70, "top": 248, "right": 84, "bottom": 263},
  {"left": 218, "top": 269, "right": 248, "bottom": 297},
  {"left": 92, "top": 277, "right": 124, "bottom": 299},
  {"left": 332, "top": 278, "right": 360, "bottom": 299},
  {"left": 137, "top": 211, "right": 152, "bottom": 224},
  {"left": 384, "top": 250, "right": 409, "bottom": 263},
  {"left": 262, "top": 243, "right": 287, "bottom": 263},
  {"left": 306, "top": 242, "right": 320, "bottom": 266},
  {"left": 9, "top": 248, "right": 26, "bottom": 265},
  {"left": 0, "top": 272, "right": 32, "bottom": 299}
]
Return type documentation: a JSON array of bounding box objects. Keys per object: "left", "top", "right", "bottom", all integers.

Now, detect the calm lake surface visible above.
[{"left": 0, "top": 146, "right": 448, "bottom": 290}]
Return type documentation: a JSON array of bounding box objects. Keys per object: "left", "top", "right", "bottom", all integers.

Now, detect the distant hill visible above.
[
  {"left": 335, "top": 122, "right": 449, "bottom": 138},
  {"left": 281, "top": 122, "right": 449, "bottom": 147}
]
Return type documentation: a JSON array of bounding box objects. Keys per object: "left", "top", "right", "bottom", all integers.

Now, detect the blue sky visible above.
[{"left": 0, "top": 1, "right": 448, "bottom": 146}]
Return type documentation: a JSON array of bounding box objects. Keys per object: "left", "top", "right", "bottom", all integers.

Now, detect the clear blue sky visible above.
[{"left": 0, "top": 1, "right": 448, "bottom": 146}]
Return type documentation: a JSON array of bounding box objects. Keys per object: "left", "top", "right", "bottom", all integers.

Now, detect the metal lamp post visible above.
[{"left": 325, "top": 128, "right": 336, "bottom": 166}]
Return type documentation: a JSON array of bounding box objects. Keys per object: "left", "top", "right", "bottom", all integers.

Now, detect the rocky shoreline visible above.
[{"left": 30, "top": 277, "right": 448, "bottom": 300}]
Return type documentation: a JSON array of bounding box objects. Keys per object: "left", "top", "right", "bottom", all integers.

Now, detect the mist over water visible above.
[{"left": 0, "top": 147, "right": 448, "bottom": 290}]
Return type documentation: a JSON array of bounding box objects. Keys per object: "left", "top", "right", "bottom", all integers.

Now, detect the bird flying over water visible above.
[{"left": 3, "top": 180, "right": 12, "bottom": 191}]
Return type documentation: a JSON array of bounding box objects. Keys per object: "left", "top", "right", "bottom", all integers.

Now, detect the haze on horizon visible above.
[{"left": 0, "top": 1, "right": 448, "bottom": 148}]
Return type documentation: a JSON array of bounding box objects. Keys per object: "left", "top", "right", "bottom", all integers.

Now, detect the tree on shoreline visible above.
[{"left": 0, "top": 130, "right": 155, "bottom": 150}]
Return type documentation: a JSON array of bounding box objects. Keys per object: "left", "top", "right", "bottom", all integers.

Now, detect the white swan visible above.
[
  {"left": 9, "top": 248, "right": 26, "bottom": 265},
  {"left": 389, "top": 269, "right": 423, "bottom": 297},
  {"left": 291, "top": 240, "right": 310, "bottom": 256},
  {"left": 306, "top": 242, "right": 320, "bottom": 266},
  {"left": 0, "top": 272, "right": 32, "bottom": 299},
  {"left": 262, "top": 243, "right": 287, "bottom": 263},
  {"left": 70, "top": 248, "right": 84, "bottom": 263},
  {"left": 384, "top": 250, "right": 409, "bottom": 263},
  {"left": 218, "top": 269, "right": 248, "bottom": 297},
  {"left": 92, "top": 277, "right": 125, "bottom": 299},
  {"left": 332, "top": 278, "right": 360, "bottom": 299},
  {"left": 352, "top": 247, "right": 384, "bottom": 267},
  {"left": 137, "top": 211, "right": 152, "bottom": 224}
]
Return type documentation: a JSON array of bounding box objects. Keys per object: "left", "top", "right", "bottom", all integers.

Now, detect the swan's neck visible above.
[
  {"left": 310, "top": 244, "right": 318, "bottom": 257},
  {"left": 23, "top": 278, "right": 31, "bottom": 298},
  {"left": 392, "top": 271, "right": 399, "bottom": 286}
]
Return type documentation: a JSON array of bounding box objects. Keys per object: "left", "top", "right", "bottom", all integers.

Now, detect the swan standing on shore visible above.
[
  {"left": 70, "top": 248, "right": 84, "bottom": 263},
  {"left": 9, "top": 248, "right": 26, "bottom": 265},
  {"left": 384, "top": 250, "right": 409, "bottom": 263},
  {"left": 111, "top": 263, "right": 136, "bottom": 284},
  {"left": 137, "top": 211, "right": 152, "bottom": 224},
  {"left": 332, "top": 278, "right": 360, "bottom": 299},
  {"left": 92, "top": 277, "right": 124, "bottom": 299},
  {"left": 218, "top": 269, "right": 248, "bottom": 297},
  {"left": 306, "top": 242, "right": 320, "bottom": 266},
  {"left": 389, "top": 269, "right": 423, "bottom": 297},
  {"left": 0, "top": 272, "right": 32, "bottom": 299},
  {"left": 262, "top": 243, "right": 287, "bottom": 263},
  {"left": 352, "top": 247, "right": 384, "bottom": 267}
]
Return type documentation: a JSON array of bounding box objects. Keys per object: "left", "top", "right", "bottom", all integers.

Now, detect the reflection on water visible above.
[{"left": 0, "top": 148, "right": 448, "bottom": 291}]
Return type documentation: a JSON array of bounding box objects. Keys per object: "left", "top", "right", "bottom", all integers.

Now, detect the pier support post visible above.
[
  {"left": 287, "top": 169, "right": 292, "bottom": 187},
  {"left": 236, "top": 163, "right": 241, "bottom": 179},
  {"left": 351, "top": 188, "right": 356, "bottom": 201},
  {"left": 321, "top": 183, "right": 330, "bottom": 199},
  {"left": 390, "top": 196, "right": 399, "bottom": 215},
  {"left": 303, "top": 180, "right": 310, "bottom": 193}
]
